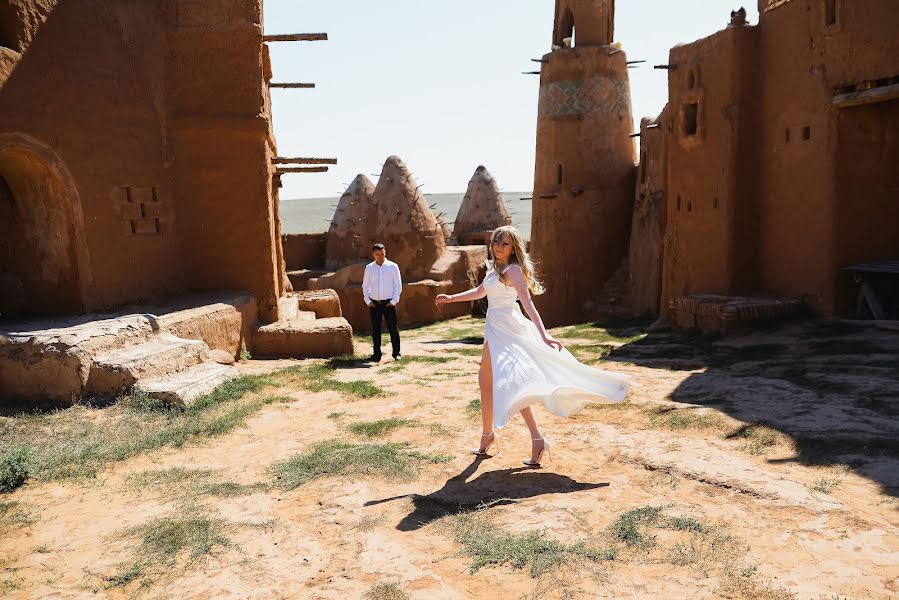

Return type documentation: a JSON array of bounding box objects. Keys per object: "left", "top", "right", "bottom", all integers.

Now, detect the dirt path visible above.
[{"left": 2, "top": 318, "right": 897, "bottom": 599}]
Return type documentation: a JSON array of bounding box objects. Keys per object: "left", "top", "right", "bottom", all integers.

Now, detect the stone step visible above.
[
  {"left": 140, "top": 361, "right": 239, "bottom": 407},
  {"left": 296, "top": 310, "right": 316, "bottom": 322},
  {"left": 278, "top": 295, "right": 300, "bottom": 321},
  {"left": 253, "top": 317, "right": 354, "bottom": 358},
  {"left": 86, "top": 334, "right": 210, "bottom": 396},
  {"left": 286, "top": 269, "right": 329, "bottom": 292},
  {"left": 290, "top": 289, "right": 343, "bottom": 318}
]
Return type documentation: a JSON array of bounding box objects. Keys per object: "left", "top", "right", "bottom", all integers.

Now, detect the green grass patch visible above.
[
  {"left": 727, "top": 423, "right": 786, "bottom": 455},
  {"left": 566, "top": 343, "right": 613, "bottom": 363},
  {"left": 394, "top": 355, "right": 455, "bottom": 365},
  {"left": 0, "top": 445, "right": 31, "bottom": 493},
  {"left": 809, "top": 476, "right": 843, "bottom": 494},
  {"left": 123, "top": 467, "right": 267, "bottom": 499},
  {"left": 553, "top": 322, "right": 645, "bottom": 345},
  {"left": 327, "top": 412, "right": 347, "bottom": 419},
  {"left": 607, "top": 505, "right": 666, "bottom": 548},
  {"left": 444, "top": 347, "right": 484, "bottom": 357},
  {"left": 347, "top": 418, "right": 414, "bottom": 438},
  {"left": 108, "top": 509, "right": 231, "bottom": 588},
  {"left": 198, "top": 481, "right": 269, "bottom": 497},
  {"left": 123, "top": 467, "right": 214, "bottom": 488},
  {"left": 0, "top": 500, "right": 40, "bottom": 528},
  {"left": 667, "top": 525, "right": 745, "bottom": 576},
  {"left": 271, "top": 441, "right": 447, "bottom": 490},
  {"left": 284, "top": 363, "right": 386, "bottom": 398},
  {"left": 0, "top": 360, "right": 384, "bottom": 486},
  {"left": 451, "top": 512, "right": 616, "bottom": 577},
  {"left": 0, "top": 381, "right": 292, "bottom": 484},
  {"left": 364, "top": 582, "right": 410, "bottom": 600},
  {"left": 465, "top": 398, "right": 481, "bottom": 418},
  {"left": 646, "top": 406, "right": 726, "bottom": 432}
]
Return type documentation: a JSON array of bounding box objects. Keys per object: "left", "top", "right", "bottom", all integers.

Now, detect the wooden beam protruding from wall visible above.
[
  {"left": 273, "top": 157, "right": 337, "bottom": 165},
  {"left": 263, "top": 33, "right": 328, "bottom": 42},
  {"left": 275, "top": 167, "right": 329, "bottom": 174}
]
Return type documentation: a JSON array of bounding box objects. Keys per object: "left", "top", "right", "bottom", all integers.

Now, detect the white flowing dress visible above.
[{"left": 484, "top": 267, "right": 630, "bottom": 429}]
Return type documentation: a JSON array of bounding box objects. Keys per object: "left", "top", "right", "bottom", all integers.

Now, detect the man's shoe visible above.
[
  {"left": 392, "top": 354, "right": 402, "bottom": 361},
  {"left": 368, "top": 354, "right": 382, "bottom": 363}
]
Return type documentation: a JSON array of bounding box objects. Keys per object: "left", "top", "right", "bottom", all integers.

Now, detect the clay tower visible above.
[
  {"left": 529, "top": 0, "right": 636, "bottom": 326},
  {"left": 325, "top": 174, "right": 375, "bottom": 270},
  {"left": 371, "top": 155, "right": 446, "bottom": 281},
  {"left": 453, "top": 165, "right": 512, "bottom": 245}
]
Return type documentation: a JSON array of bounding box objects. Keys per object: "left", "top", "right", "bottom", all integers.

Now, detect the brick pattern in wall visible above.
[
  {"left": 114, "top": 186, "right": 162, "bottom": 236},
  {"left": 538, "top": 77, "right": 631, "bottom": 119}
]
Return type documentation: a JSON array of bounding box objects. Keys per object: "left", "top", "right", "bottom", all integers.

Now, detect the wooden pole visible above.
[
  {"left": 269, "top": 83, "right": 315, "bottom": 89},
  {"left": 263, "top": 33, "right": 328, "bottom": 42},
  {"left": 273, "top": 157, "right": 337, "bottom": 165},
  {"left": 275, "top": 167, "right": 329, "bottom": 174}
]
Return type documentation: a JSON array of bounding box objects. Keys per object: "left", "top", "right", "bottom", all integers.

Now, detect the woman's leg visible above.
[
  {"left": 477, "top": 342, "right": 495, "bottom": 452},
  {"left": 519, "top": 406, "right": 546, "bottom": 463}
]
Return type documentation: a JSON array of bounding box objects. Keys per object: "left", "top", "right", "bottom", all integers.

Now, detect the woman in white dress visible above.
[{"left": 435, "top": 226, "right": 630, "bottom": 466}]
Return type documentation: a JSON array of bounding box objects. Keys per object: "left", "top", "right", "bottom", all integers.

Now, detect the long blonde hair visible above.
[{"left": 487, "top": 225, "right": 545, "bottom": 296}]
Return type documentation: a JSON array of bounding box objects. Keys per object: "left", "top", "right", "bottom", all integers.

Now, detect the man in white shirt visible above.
[{"left": 362, "top": 243, "right": 403, "bottom": 362}]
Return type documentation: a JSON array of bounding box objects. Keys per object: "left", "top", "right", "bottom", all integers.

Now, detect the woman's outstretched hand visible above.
[
  {"left": 435, "top": 294, "right": 452, "bottom": 305},
  {"left": 542, "top": 335, "right": 564, "bottom": 351}
]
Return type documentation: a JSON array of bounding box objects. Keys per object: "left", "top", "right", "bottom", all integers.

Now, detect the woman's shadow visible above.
[{"left": 365, "top": 457, "right": 609, "bottom": 531}]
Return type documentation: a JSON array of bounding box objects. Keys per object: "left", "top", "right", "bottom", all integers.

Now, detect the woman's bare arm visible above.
[
  {"left": 506, "top": 266, "right": 563, "bottom": 350},
  {"left": 435, "top": 283, "right": 486, "bottom": 304}
]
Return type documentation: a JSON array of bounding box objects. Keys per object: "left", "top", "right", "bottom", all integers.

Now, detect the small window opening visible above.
[
  {"left": 687, "top": 200, "right": 693, "bottom": 213},
  {"left": 785, "top": 128, "right": 791, "bottom": 143},
  {"left": 802, "top": 126, "right": 811, "bottom": 141},
  {"left": 683, "top": 103, "right": 699, "bottom": 136},
  {"left": 557, "top": 164, "right": 563, "bottom": 185},
  {"left": 687, "top": 71, "right": 696, "bottom": 90},
  {"left": 676, "top": 195, "right": 682, "bottom": 211},
  {"left": 0, "top": 5, "right": 20, "bottom": 51},
  {"left": 559, "top": 8, "right": 575, "bottom": 48},
  {"left": 825, "top": 0, "right": 837, "bottom": 27},
  {"left": 713, "top": 197, "right": 719, "bottom": 209}
]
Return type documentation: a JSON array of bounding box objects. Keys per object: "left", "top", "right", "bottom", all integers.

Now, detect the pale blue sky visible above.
[{"left": 264, "top": 1, "right": 759, "bottom": 199}]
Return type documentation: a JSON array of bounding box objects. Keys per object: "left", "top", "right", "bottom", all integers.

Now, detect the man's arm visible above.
[
  {"left": 362, "top": 264, "right": 372, "bottom": 305},
  {"left": 390, "top": 264, "right": 402, "bottom": 305}
]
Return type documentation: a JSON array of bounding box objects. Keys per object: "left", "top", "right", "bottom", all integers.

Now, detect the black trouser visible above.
[{"left": 369, "top": 300, "right": 400, "bottom": 357}]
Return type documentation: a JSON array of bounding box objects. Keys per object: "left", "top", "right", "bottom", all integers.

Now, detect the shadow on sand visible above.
[
  {"left": 365, "top": 457, "right": 609, "bottom": 531},
  {"left": 601, "top": 317, "right": 899, "bottom": 497}
]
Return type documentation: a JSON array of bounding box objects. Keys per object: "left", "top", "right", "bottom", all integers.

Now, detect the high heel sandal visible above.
[
  {"left": 470, "top": 431, "right": 498, "bottom": 456},
  {"left": 523, "top": 436, "right": 551, "bottom": 466}
]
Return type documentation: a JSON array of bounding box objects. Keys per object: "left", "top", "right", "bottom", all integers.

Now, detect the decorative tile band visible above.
[{"left": 538, "top": 77, "right": 631, "bottom": 118}]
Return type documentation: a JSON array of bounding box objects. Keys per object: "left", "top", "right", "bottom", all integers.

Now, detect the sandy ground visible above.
[{"left": 1, "top": 317, "right": 897, "bottom": 599}]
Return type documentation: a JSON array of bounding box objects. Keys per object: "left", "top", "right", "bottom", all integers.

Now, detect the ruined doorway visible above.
[
  {"left": 834, "top": 99, "right": 899, "bottom": 314},
  {"left": 0, "top": 134, "right": 86, "bottom": 318}
]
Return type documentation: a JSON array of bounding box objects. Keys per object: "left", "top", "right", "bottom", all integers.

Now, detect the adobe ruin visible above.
[
  {"left": 533, "top": 0, "right": 898, "bottom": 330},
  {"left": 0, "top": 1, "right": 353, "bottom": 406},
  {"left": 529, "top": 0, "right": 637, "bottom": 328},
  {"left": 453, "top": 165, "right": 513, "bottom": 246},
  {"left": 284, "top": 156, "right": 488, "bottom": 331}
]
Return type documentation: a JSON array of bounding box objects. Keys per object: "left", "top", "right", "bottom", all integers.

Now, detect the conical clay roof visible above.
[
  {"left": 370, "top": 155, "right": 446, "bottom": 280},
  {"left": 325, "top": 174, "right": 375, "bottom": 269},
  {"left": 453, "top": 165, "right": 512, "bottom": 242}
]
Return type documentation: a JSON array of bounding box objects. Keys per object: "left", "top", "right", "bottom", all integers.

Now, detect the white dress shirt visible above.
[{"left": 363, "top": 259, "right": 402, "bottom": 305}]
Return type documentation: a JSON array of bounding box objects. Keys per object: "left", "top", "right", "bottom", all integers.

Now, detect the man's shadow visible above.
[{"left": 365, "top": 457, "right": 609, "bottom": 531}]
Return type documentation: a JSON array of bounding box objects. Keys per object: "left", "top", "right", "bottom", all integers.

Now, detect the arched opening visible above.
[
  {"left": 557, "top": 6, "right": 575, "bottom": 47},
  {"left": 0, "top": 135, "right": 86, "bottom": 318}
]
